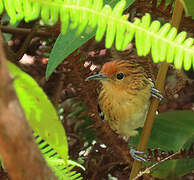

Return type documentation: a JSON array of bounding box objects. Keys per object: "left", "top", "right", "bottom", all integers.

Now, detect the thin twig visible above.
[
  {"left": 0, "top": 25, "right": 58, "bottom": 38},
  {"left": 16, "top": 23, "right": 39, "bottom": 61},
  {"left": 132, "top": 152, "right": 179, "bottom": 180},
  {"left": 129, "top": 0, "right": 184, "bottom": 179}
]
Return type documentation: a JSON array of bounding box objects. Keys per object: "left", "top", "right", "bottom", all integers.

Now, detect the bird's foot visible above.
[
  {"left": 130, "top": 147, "right": 147, "bottom": 162},
  {"left": 151, "top": 87, "right": 163, "bottom": 100}
]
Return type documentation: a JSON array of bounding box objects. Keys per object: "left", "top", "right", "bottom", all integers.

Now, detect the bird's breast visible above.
[{"left": 98, "top": 83, "right": 151, "bottom": 138}]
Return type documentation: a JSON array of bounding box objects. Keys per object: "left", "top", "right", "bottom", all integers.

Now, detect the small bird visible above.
[{"left": 87, "top": 60, "right": 162, "bottom": 161}]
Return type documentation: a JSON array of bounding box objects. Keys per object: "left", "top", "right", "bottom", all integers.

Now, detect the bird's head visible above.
[{"left": 87, "top": 60, "right": 146, "bottom": 88}]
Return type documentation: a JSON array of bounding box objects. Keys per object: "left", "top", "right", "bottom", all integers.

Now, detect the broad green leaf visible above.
[
  {"left": 45, "top": 157, "right": 84, "bottom": 180},
  {"left": 151, "top": 135, "right": 194, "bottom": 180},
  {"left": 46, "top": 0, "right": 135, "bottom": 79},
  {"left": 148, "top": 110, "right": 194, "bottom": 151},
  {"left": 133, "top": 110, "right": 194, "bottom": 179},
  {"left": 180, "top": 0, "right": 194, "bottom": 19},
  {"left": 7, "top": 61, "right": 68, "bottom": 163},
  {"left": 124, "top": 0, "right": 136, "bottom": 8},
  {"left": 151, "top": 158, "right": 194, "bottom": 180},
  {"left": 46, "top": 27, "right": 95, "bottom": 79}
]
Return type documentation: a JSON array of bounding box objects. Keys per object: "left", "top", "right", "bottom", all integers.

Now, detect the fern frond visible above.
[
  {"left": 46, "top": 157, "right": 83, "bottom": 180},
  {"left": 34, "top": 133, "right": 84, "bottom": 180},
  {"left": 1, "top": 0, "right": 194, "bottom": 70}
]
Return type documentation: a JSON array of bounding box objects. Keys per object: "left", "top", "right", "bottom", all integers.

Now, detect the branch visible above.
[
  {"left": 129, "top": 0, "right": 184, "bottom": 179},
  {"left": 0, "top": 25, "right": 58, "bottom": 38},
  {"left": 15, "top": 23, "right": 39, "bottom": 61},
  {"left": 0, "top": 31, "right": 57, "bottom": 180},
  {"left": 132, "top": 152, "right": 179, "bottom": 180}
]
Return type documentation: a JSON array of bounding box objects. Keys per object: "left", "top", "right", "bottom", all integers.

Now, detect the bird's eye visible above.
[{"left": 116, "top": 72, "right": 124, "bottom": 80}]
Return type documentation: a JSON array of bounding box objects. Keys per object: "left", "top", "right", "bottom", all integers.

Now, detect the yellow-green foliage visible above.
[{"left": 1, "top": 0, "right": 194, "bottom": 70}]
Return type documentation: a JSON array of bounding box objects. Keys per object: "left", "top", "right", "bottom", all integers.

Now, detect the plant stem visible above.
[
  {"left": 129, "top": 0, "right": 184, "bottom": 179},
  {"left": 0, "top": 25, "right": 58, "bottom": 37},
  {"left": 16, "top": 23, "right": 39, "bottom": 61}
]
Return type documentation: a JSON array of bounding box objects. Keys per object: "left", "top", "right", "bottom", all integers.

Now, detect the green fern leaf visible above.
[
  {"left": 95, "top": 5, "right": 112, "bottom": 41},
  {"left": 34, "top": 133, "right": 84, "bottom": 180},
  {"left": 1, "top": 0, "right": 194, "bottom": 70},
  {"left": 89, "top": 0, "right": 103, "bottom": 28}
]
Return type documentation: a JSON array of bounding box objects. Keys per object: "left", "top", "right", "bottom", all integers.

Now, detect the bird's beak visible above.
[{"left": 86, "top": 73, "right": 107, "bottom": 81}]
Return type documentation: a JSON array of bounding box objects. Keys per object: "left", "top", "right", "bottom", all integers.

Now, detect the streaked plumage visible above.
[
  {"left": 87, "top": 59, "right": 162, "bottom": 161},
  {"left": 97, "top": 60, "right": 151, "bottom": 138}
]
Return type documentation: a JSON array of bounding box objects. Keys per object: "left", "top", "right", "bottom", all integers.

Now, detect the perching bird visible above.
[{"left": 87, "top": 60, "right": 163, "bottom": 161}]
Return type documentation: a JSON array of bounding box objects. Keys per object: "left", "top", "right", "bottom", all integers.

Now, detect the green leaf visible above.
[
  {"left": 1, "top": 0, "right": 194, "bottom": 71},
  {"left": 46, "top": 0, "right": 135, "bottom": 79},
  {"left": 7, "top": 61, "right": 68, "bottom": 163},
  {"left": 180, "top": 0, "right": 194, "bottom": 19},
  {"left": 148, "top": 110, "right": 194, "bottom": 151},
  {"left": 151, "top": 158, "right": 194, "bottom": 180},
  {"left": 151, "top": 135, "right": 194, "bottom": 180},
  {"left": 124, "top": 0, "right": 135, "bottom": 8},
  {"left": 46, "top": 27, "right": 95, "bottom": 79},
  {"left": 104, "top": 0, "right": 135, "bottom": 8},
  {"left": 133, "top": 110, "right": 194, "bottom": 179}
]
